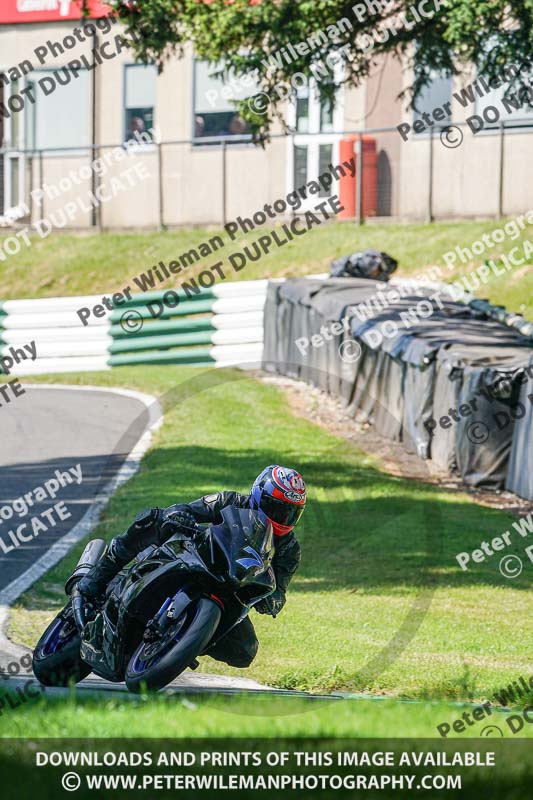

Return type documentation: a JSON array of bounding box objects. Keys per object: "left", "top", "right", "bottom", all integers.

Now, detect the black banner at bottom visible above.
[{"left": 0, "top": 738, "right": 531, "bottom": 799}]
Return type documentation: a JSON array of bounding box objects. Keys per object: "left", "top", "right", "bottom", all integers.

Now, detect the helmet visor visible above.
[{"left": 259, "top": 494, "right": 304, "bottom": 527}]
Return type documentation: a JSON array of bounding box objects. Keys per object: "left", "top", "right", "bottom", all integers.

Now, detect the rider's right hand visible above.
[{"left": 254, "top": 589, "right": 286, "bottom": 617}]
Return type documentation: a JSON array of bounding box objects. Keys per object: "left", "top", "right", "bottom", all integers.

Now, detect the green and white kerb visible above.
[{"left": 0, "top": 280, "right": 268, "bottom": 375}]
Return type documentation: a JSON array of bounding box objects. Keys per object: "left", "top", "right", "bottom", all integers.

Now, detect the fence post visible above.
[
  {"left": 157, "top": 140, "right": 165, "bottom": 230},
  {"left": 356, "top": 134, "right": 363, "bottom": 225},
  {"left": 91, "top": 145, "right": 100, "bottom": 230},
  {"left": 290, "top": 133, "right": 295, "bottom": 219},
  {"left": 221, "top": 140, "right": 227, "bottom": 227},
  {"left": 38, "top": 150, "right": 44, "bottom": 221},
  {"left": 427, "top": 126, "right": 434, "bottom": 223},
  {"left": 497, "top": 121, "right": 505, "bottom": 219},
  {"left": 28, "top": 154, "right": 34, "bottom": 222}
]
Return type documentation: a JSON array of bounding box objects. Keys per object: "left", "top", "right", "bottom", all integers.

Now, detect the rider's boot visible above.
[{"left": 77, "top": 543, "right": 126, "bottom": 601}]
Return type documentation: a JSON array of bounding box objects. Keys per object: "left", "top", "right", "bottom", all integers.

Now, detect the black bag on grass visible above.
[{"left": 330, "top": 248, "right": 398, "bottom": 282}]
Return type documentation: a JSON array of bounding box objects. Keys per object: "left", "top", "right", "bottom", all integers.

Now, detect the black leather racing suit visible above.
[{"left": 109, "top": 491, "right": 301, "bottom": 668}]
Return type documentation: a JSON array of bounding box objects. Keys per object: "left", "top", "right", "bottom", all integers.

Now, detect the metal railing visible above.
[{"left": 1, "top": 119, "right": 532, "bottom": 231}]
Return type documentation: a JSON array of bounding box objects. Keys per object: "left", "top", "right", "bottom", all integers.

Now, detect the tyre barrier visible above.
[{"left": 262, "top": 276, "right": 533, "bottom": 501}]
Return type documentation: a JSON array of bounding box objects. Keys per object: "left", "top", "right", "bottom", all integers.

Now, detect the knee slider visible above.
[
  {"left": 232, "top": 639, "right": 258, "bottom": 668},
  {"left": 227, "top": 653, "right": 254, "bottom": 668}
]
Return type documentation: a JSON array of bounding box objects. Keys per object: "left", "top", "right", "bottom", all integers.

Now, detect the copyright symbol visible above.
[
  {"left": 120, "top": 309, "right": 144, "bottom": 334},
  {"left": 440, "top": 125, "right": 463, "bottom": 149},
  {"left": 499, "top": 555, "right": 523, "bottom": 579},
  {"left": 62, "top": 773, "right": 81, "bottom": 792},
  {"left": 466, "top": 421, "right": 489, "bottom": 444},
  {"left": 339, "top": 339, "right": 362, "bottom": 363},
  {"left": 247, "top": 92, "right": 271, "bottom": 116},
  {"left": 480, "top": 725, "right": 503, "bottom": 737}
]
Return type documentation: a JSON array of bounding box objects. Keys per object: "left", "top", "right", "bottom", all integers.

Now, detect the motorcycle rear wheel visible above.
[
  {"left": 125, "top": 596, "right": 221, "bottom": 693},
  {"left": 33, "top": 604, "right": 91, "bottom": 687}
]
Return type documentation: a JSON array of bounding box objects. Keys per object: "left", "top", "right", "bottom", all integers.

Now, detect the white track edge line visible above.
[{"left": 0, "top": 384, "right": 163, "bottom": 651}]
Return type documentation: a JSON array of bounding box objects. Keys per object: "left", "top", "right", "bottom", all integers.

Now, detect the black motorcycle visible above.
[{"left": 32, "top": 506, "right": 276, "bottom": 692}]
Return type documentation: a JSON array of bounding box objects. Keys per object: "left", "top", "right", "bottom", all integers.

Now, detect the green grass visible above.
[
  {"left": 1, "top": 219, "right": 532, "bottom": 319},
  {"left": 2, "top": 692, "right": 532, "bottom": 739},
  {"left": 8, "top": 366, "right": 532, "bottom": 712}
]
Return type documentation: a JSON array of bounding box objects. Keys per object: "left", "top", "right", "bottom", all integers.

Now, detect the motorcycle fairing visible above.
[{"left": 80, "top": 506, "right": 276, "bottom": 681}]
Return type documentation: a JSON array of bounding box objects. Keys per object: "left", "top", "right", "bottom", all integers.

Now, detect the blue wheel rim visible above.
[
  {"left": 130, "top": 604, "right": 201, "bottom": 675},
  {"left": 42, "top": 616, "right": 77, "bottom": 656}
]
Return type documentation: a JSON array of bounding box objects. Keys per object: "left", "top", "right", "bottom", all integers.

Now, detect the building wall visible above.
[
  {"left": 363, "top": 54, "right": 404, "bottom": 218},
  {"left": 0, "top": 20, "right": 292, "bottom": 229},
  {"left": 0, "top": 19, "right": 531, "bottom": 228},
  {"left": 394, "top": 62, "right": 533, "bottom": 219}
]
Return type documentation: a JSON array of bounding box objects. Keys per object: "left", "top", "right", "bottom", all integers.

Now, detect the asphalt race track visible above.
[
  {"left": 0, "top": 384, "right": 284, "bottom": 694},
  {"left": 0, "top": 385, "right": 150, "bottom": 592}
]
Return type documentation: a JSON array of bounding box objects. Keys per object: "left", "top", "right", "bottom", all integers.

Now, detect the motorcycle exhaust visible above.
[{"left": 65, "top": 539, "right": 107, "bottom": 596}]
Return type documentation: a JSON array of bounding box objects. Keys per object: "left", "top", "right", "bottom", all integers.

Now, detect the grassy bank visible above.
[
  {"left": 8, "top": 367, "right": 531, "bottom": 704},
  {"left": 1, "top": 219, "right": 532, "bottom": 320},
  {"left": 2, "top": 691, "right": 532, "bottom": 738}
]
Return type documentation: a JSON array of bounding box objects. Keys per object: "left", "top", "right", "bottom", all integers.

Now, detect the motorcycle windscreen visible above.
[{"left": 213, "top": 505, "right": 274, "bottom": 582}]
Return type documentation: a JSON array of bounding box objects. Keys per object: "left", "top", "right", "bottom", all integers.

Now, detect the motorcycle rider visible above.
[{"left": 78, "top": 465, "right": 306, "bottom": 668}]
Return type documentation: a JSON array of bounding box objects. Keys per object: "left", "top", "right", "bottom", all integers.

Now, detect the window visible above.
[
  {"left": 318, "top": 144, "right": 333, "bottom": 194},
  {"left": 413, "top": 71, "right": 453, "bottom": 130},
  {"left": 25, "top": 69, "right": 91, "bottom": 151},
  {"left": 295, "top": 92, "right": 309, "bottom": 133},
  {"left": 287, "top": 78, "right": 344, "bottom": 208},
  {"left": 476, "top": 70, "right": 533, "bottom": 128},
  {"left": 193, "top": 60, "right": 257, "bottom": 142},
  {"left": 9, "top": 159, "right": 19, "bottom": 207},
  {"left": 4, "top": 78, "right": 25, "bottom": 215},
  {"left": 295, "top": 86, "right": 334, "bottom": 134},
  {"left": 319, "top": 91, "right": 334, "bottom": 133},
  {"left": 474, "top": 35, "right": 533, "bottom": 129},
  {"left": 10, "top": 78, "right": 21, "bottom": 146},
  {"left": 293, "top": 145, "right": 308, "bottom": 189},
  {"left": 124, "top": 64, "right": 157, "bottom": 142}
]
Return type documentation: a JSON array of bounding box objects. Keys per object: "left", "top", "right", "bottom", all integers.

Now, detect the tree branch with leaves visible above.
[{"left": 105, "top": 0, "right": 533, "bottom": 135}]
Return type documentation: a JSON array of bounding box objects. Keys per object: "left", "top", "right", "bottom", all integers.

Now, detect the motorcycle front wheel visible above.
[
  {"left": 33, "top": 603, "right": 92, "bottom": 687},
  {"left": 125, "top": 596, "right": 221, "bottom": 693}
]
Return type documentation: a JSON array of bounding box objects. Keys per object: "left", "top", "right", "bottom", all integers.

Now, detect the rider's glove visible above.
[
  {"left": 161, "top": 509, "right": 197, "bottom": 538},
  {"left": 255, "top": 589, "right": 286, "bottom": 618}
]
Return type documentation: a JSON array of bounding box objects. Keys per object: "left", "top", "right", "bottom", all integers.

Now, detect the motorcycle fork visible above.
[{"left": 143, "top": 588, "right": 195, "bottom": 642}]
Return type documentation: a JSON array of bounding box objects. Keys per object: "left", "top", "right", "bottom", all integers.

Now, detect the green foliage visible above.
[
  {"left": 4, "top": 693, "right": 533, "bottom": 738},
  {"left": 107, "top": 1, "right": 533, "bottom": 134}
]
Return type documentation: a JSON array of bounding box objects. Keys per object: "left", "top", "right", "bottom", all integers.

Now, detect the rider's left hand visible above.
[
  {"left": 255, "top": 589, "right": 286, "bottom": 617},
  {"left": 161, "top": 509, "right": 197, "bottom": 537}
]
